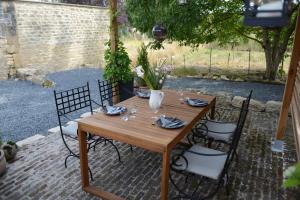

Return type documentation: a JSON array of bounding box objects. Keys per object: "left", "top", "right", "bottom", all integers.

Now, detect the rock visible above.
[
  {"left": 16, "top": 68, "right": 50, "bottom": 86},
  {"left": 231, "top": 96, "right": 246, "bottom": 108},
  {"left": 265, "top": 101, "right": 282, "bottom": 113},
  {"left": 16, "top": 68, "right": 39, "bottom": 80},
  {"left": 249, "top": 99, "right": 265, "bottom": 112},
  {"left": 6, "top": 45, "right": 16, "bottom": 54},
  {"left": 235, "top": 78, "right": 244, "bottom": 82},
  {"left": 212, "top": 76, "right": 219, "bottom": 80},
  {"left": 215, "top": 92, "right": 232, "bottom": 107},
  {"left": 220, "top": 75, "right": 229, "bottom": 81},
  {"left": 29, "top": 75, "right": 45, "bottom": 85}
]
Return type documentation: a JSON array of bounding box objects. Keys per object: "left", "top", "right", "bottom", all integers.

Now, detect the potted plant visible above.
[
  {"left": 0, "top": 134, "right": 7, "bottom": 176},
  {"left": 135, "top": 58, "right": 172, "bottom": 111},
  {"left": 103, "top": 40, "right": 134, "bottom": 102}
]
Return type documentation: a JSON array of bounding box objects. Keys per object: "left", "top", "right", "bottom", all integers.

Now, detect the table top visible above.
[{"left": 78, "top": 89, "right": 216, "bottom": 153}]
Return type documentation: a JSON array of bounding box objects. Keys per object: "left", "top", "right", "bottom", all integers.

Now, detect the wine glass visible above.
[
  {"left": 178, "top": 88, "right": 184, "bottom": 103},
  {"left": 129, "top": 103, "right": 137, "bottom": 119},
  {"left": 149, "top": 100, "right": 160, "bottom": 124}
]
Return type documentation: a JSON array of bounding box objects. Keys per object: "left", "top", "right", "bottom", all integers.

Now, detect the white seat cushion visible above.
[
  {"left": 204, "top": 121, "right": 236, "bottom": 142},
  {"left": 174, "top": 145, "right": 227, "bottom": 180},
  {"left": 62, "top": 121, "right": 78, "bottom": 138}
]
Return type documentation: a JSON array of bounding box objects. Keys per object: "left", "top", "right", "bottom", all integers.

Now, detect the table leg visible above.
[
  {"left": 210, "top": 99, "right": 216, "bottom": 120},
  {"left": 161, "top": 150, "right": 170, "bottom": 200},
  {"left": 78, "top": 128, "right": 89, "bottom": 188}
]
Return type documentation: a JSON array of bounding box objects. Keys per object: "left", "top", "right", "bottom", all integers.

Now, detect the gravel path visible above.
[
  {"left": 0, "top": 68, "right": 285, "bottom": 142},
  {"left": 165, "top": 78, "right": 285, "bottom": 102}
]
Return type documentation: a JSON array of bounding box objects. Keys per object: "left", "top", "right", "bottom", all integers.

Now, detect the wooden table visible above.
[{"left": 78, "top": 89, "right": 216, "bottom": 200}]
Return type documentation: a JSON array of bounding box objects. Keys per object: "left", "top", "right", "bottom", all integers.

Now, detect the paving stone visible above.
[{"left": 0, "top": 108, "right": 298, "bottom": 200}]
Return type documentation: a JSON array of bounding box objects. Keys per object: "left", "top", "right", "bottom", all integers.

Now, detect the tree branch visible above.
[{"left": 234, "top": 28, "right": 263, "bottom": 45}]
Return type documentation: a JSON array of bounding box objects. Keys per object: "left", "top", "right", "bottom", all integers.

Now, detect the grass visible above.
[
  {"left": 171, "top": 67, "right": 199, "bottom": 77},
  {"left": 122, "top": 37, "right": 290, "bottom": 78}
]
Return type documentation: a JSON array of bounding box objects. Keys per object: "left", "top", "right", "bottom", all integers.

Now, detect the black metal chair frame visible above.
[
  {"left": 54, "top": 82, "right": 121, "bottom": 180},
  {"left": 98, "top": 79, "right": 134, "bottom": 152},
  {"left": 98, "top": 79, "right": 119, "bottom": 107},
  {"left": 169, "top": 99, "right": 250, "bottom": 199},
  {"left": 188, "top": 91, "right": 253, "bottom": 147}
]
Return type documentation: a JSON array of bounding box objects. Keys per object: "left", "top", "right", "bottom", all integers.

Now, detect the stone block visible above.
[
  {"left": 231, "top": 96, "right": 246, "bottom": 108},
  {"left": 249, "top": 99, "right": 265, "bottom": 112},
  {"left": 6, "top": 45, "right": 16, "bottom": 54},
  {"left": 220, "top": 75, "right": 229, "bottom": 81},
  {"left": 48, "top": 126, "right": 60, "bottom": 134},
  {"left": 266, "top": 101, "right": 282, "bottom": 113}
]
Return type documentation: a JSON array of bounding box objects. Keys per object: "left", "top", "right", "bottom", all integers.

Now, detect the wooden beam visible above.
[
  {"left": 109, "top": 0, "right": 119, "bottom": 104},
  {"left": 276, "top": 8, "right": 300, "bottom": 139},
  {"left": 109, "top": 0, "right": 118, "bottom": 53}
]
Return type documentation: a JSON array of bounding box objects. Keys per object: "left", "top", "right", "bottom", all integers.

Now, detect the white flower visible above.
[
  {"left": 159, "top": 79, "right": 163, "bottom": 84},
  {"left": 135, "top": 66, "right": 144, "bottom": 78},
  {"left": 155, "top": 72, "right": 159, "bottom": 76}
]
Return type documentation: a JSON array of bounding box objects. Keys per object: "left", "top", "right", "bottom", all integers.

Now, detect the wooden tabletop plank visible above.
[{"left": 78, "top": 89, "right": 216, "bottom": 153}]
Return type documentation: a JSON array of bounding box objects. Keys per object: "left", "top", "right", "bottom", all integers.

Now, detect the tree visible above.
[{"left": 125, "top": 0, "right": 299, "bottom": 80}]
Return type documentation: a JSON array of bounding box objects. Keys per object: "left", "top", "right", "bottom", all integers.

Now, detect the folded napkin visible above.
[
  {"left": 105, "top": 106, "right": 125, "bottom": 114},
  {"left": 137, "top": 90, "right": 150, "bottom": 98},
  {"left": 187, "top": 98, "right": 208, "bottom": 106},
  {"left": 159, "top": 116, "right": 184, "bottom": 128}
]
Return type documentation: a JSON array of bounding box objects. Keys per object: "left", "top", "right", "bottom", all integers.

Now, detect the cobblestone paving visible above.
[{"left": 0, "top": 107, "right": 298, "bottom": 200}]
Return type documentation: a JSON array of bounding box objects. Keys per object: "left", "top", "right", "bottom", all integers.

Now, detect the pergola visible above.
[
  {"left": 107, "top": 0, "right": 300, "bottom": 158},
  {"left": 275, "top": 8, "right": 300, "bottom": 160}
]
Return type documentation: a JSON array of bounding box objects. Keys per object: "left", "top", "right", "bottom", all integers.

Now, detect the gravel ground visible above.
[
  {"left": 165, "top": 78, "right": 285, "bottom": 102},
  {"left": 0, "top": 68, "right": 285, "bottom": 142}
]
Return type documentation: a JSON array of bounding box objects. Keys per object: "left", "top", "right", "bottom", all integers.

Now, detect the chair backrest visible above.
[
  {"left": 54, "top": 82, "right": 93, "bottom": 126},
  {"left": 220, "top": 96, "right": 251, "bottom": 180},
  {"left": 98, "top": 79, "right": 119, "bottom": 107}
]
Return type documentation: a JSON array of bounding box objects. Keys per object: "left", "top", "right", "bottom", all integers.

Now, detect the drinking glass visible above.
[{"left": 178, "top": 88, "right": 184, "bottom": 103}]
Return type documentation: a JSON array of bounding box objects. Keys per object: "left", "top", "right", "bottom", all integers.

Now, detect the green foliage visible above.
[
  {"left": 171, "top": 67, "right": 198, "bottom": 77},
  {"left": 283, "top": 163, "right": 300, "bottom": 188},
  {"left": 135, "top": 59, "right": 170, "bottom": 90},
  {"left": 7, "top": 141, "right": 15, "bottom": 146},
  {"left": 136, "top": 43, "right": 149, "bottom": 86},
  {"left": 103, "top": 40, "right": 133, "bottom": 83},
  {"left": 125, "top": 0, "right": 299, "bottom": 80},
  {"left": 137, "top": 42, "right": 150, "bottom": 69}
]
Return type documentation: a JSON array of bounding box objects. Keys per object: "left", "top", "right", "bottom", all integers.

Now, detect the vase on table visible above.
[{"left": 149, "top": 90, "right": 165, "bottom": 113}]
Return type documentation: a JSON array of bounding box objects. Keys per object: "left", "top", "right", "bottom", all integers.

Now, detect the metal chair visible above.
[
  {"left": 98, "top": 79, "right": 134, "bottom": 152},
  {"left": 169, "top": 98, "right": 250, "bottom": 199},
  {"left": 189, "top": 91, "right": 252, "bottom": 148},
  {"left": 54, "top": 82, "right": 122, "bottom": 180},
  {"left": 98, "top": 79, "right": 119, "bottom": 107}
]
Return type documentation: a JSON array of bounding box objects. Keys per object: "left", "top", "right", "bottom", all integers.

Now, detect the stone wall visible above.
[{"left": 0, "top": 0, "right": 109, "bottom": 80}]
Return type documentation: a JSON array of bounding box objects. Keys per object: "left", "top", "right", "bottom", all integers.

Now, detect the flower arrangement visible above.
[
  {"left": 134, "top": 42, "right": 172, "bottom": 90},
  {"left": 135, "top": 58, "right": 172, "bottom": 90}
]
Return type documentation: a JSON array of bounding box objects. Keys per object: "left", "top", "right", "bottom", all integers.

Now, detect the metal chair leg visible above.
[
  {"left": 88, "top": 166, "right": 94, "bottom": 181},
  {"left": 130, "top": 145, "right": 133, "bottom": 152},
  {"left": 107, "top": 140, "right": 122, "bottom": 162}
]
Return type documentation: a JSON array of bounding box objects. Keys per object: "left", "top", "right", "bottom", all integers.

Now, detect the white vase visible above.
[{"left": 149, "top": 90, "right": 164, "bottom": 112}]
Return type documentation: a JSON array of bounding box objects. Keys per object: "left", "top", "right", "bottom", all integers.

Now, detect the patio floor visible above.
[{"left": 0, "top": 106, "right": 298, "bottom": 200}]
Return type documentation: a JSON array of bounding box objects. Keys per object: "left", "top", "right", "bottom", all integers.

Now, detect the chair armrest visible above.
[
  {"left": 170, "top": 152, "right": 189, "bottom": 171},
  {"left": 194, "top": 124, "right": 234, "bottom": 135},
  {"left": 205, "top": 106, "right": 240, "bottom": 121},
  {"left": 186, "top": 150, "right": 227, "bottom": 157}
]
